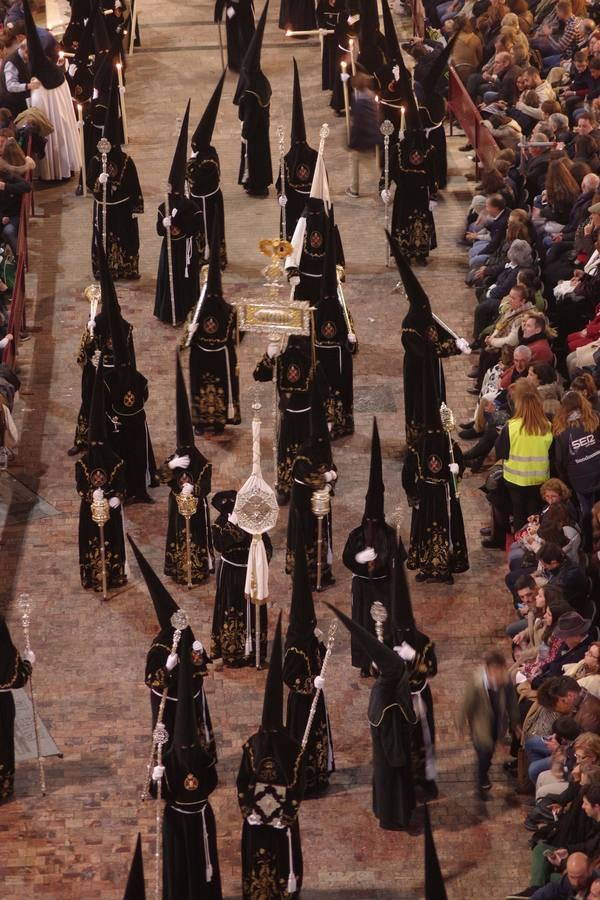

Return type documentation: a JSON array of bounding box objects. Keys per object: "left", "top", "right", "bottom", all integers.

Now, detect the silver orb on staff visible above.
[
  {"left": 276, "top": 124, "right": 287, "bottom": 240},
  {"left": 97, "top": 136, "right": 111, "bottom": 252},
  {"left": 370, "top": 600, "right": 388, "bottom": 643}
]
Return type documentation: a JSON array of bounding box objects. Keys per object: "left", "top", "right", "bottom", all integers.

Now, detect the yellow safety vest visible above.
[{"left": 503, "top": 418, "right": 552, "bottom": 487}]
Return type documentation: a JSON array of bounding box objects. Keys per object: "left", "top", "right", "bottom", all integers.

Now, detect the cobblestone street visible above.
[{"left": 0, "top": 1, "right": 531, "bottom": 897}]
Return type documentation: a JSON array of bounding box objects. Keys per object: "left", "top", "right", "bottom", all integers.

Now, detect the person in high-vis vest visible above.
[{"left": 494, "top": 380, "right": 553, "bottom": 531}]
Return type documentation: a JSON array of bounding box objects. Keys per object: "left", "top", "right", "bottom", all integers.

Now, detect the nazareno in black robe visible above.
[
  {"left": 314, "top": 296, "right": 356, "bottom": 439},
  {"left": 237, "top": 91, "right": 273, "bottom": 195},
  {"left": 160, "top": 745, "right": 223, "bottom": 900},
  {"left": 342, "top": 522, "right": 398, "bottom": 671},
  {"left": 214, "top": 0, "right": 255, "bottom": 73},
  {"left": 252, "top": 339, "right": 313, "bottom": 500},
  {"left": 402, "top": 429, "right": 469, "bottom": 580},
  {"left": 154, "top": 196, "right": 202, "bottom": 325},
  {"left": 278, "top": 0, "right": 315, "bottom": 31},
  {"left": 103, "top": 366, "right": 157, "bottom": 501},
  {"left": 237, "top": 731, "right": 305, "bottom": 899},
  {"left": 89, "top": 149, "right": 143, "bottom": 280},
  {"left": 286, "top": 452, "right": 336, "bottom": 588},
  {"left": 211, "top": 516, "right": 272, "bottom": 667},
  {"left": 187, "top": 301, "right": 241, "bottom": 433},
  {"left": 283, "top": 637, "right": 335, "bottom": 796},
  {"left": 0, "top": 638, "right": 31, "bottom": 803},
  {"left": 368, "top": 670, "right": 417, "bottom": 830},
  {"left": 275, "top": 144, "right": 317, "bottom": 242},
  {"left": 72, "top": 314, "right": 135, "bottom": 452},
  {"left": 389, "top": 133, "right": 438, "bottom": 262},
  {"left": 186, "top": 150, "right": 227, "bottom": 267},
  {"left": 316, "top": 0, "right": 343, "bottom": 91},
  {"left": 145, "top": 628, "right": 215, "bottom": 756},
  {"left": 161, "top": 448, "right": 214, "bottom": 586},
  {"left": 76, "top": 448, "right": 127, "bottom": 591}
]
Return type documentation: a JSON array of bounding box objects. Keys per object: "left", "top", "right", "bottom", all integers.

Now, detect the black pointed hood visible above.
[
  {"left": 175, "top": 353, "right": 195, "bottom": 451},
  {"left": 418, "top": 32, "right": 458, "bottom": 127},
  {"left": 191, "top": 70, "right": 226, "bottom": 152},
  {"left": 93, "top": 32, "right": 114, "bottom": 97},
  {"left": 168, "top": 100, "right": 191, "bottom": 196},
  {"left": 358, "top": 0, "right": 384, "bottom": 75},
  {"left": 93, "top": 0, "right": 111, "bottom": 54},
  {"left": 173, "top": 628, "right": 198, "bottom": 757},
  {"left": 286, "top": 516, "right": 316, "bottom": 645},
  {"left": 123, "top": 834, "right": 146, "bottom": 900},
  {"left": 425, "top": 803, "right": 448, "bottom": 900},
  {"left": 73, "top": 4, "right": 96, "bottom": 66},
  {"left": 103, "top": 69, "right": 122, "bottom": 149},
  {"left": 233, "top": 1, "right": 271, "bottom": 106},
  {"left": 364, "top": 417, "right": 384, "bottom": 521},
  {"left": 62, "top": 0, "right": 89, "bottom": 55},
  {"left": 387, "top": 230, "right": 432, "bottom": 330},
  {"left": 99, "top": 242, "right": 130, "bottom": 366},
  {"left": 291, "top": 58, "right": 306, "bottom": 144},
  {"left": 381, "top": 0, "right": 401, "bottom": 66},
  {"left": 88, "top": 357, "right": 107, "bottom": 445},
  {"left": 262, "top": 612, "right": 284, "bottom": 731},
  {"left": 206, "top": 220, "right": 224, "bottom": 299},
  {"left": 127, "top": 535, "right": 181, "bottom": 631},
  {"left": 325, "top": 602, "right": 404, "bottom": 680},
  {"left": 23, "top": 0, "right": 65, "bottom": 89}
]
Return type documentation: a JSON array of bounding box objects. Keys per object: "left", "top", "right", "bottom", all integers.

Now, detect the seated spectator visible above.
[
  {"left": 473, "top": 239, "right": 535, "bottom": 338},
  {"left": 499, "top": 343, "right": 534, "bottom": 391},
  {"left": 468, "top": 192, "right": 511, "bottom": 271},
  {"left": 532, "top": 614, "right": 594, "bottom": 688},
  {"left": 517, "top": 598, "right": 573, "bottom": 690},
  {"left": 511, "top": 66, "right": 557, "bottom": 134},
  {"left": 564, "top": 643, "right": 600, "bottom": 698},
  {"left": 531, "top": 0, "right": 583, "bottom": 72},
  {"left": 526, "top": 362, "right": 564, "bottom": 419}
]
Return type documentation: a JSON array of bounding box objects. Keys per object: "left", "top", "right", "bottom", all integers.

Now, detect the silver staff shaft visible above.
[
  {"left": 165, "top": 191, "right": 177, "bottom": 327},
  {"left": 301, "top": 620, "right": 337, "bottom": 749},
  {"left": 17, "top": 594, "right": 46, "bottom": 795}
]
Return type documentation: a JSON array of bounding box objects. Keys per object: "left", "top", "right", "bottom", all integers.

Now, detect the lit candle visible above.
[
  {"left": 77, "top": 103, "right": 87, "bottom": 197},
  {"left": 400, "top": 105, "right": 406, "bottom": 134},
  {"left": 340, "top": 62, "right": 350, "bottom": 144},
  {"left": 116, "top": 62, "right": 128, "bottom": 145}
]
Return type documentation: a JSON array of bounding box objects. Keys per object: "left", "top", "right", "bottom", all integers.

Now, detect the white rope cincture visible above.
[{"left": 200, "top": 804, "right": 213, "bottom": 882}]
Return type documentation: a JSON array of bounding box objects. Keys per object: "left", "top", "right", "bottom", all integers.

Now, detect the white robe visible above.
[{"left": 30, "top": 81, "right": 81, "bottom": 181}]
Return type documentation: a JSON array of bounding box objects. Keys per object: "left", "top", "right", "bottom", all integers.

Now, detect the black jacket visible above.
[
  {"left": 531, "top": 632, "right": 593, "bottom": 689},
  {"left": 554, "top": 421, "right": 600, "bottom": 495},
  {"left": 0, "top": 175, "right": 31, "bottom": 218}
]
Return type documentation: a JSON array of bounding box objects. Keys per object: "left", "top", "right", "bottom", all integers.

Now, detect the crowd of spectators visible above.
[{"left": 412, "top": 0, "right": 600, "bottom": 896}]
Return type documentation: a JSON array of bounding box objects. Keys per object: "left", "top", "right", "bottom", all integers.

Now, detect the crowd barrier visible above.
[
  {"left": 447, "top": 66, "right": 500, "bottom": 170},
  {"left": 1, "top": 136, "right": 34, "bottom": 370}
]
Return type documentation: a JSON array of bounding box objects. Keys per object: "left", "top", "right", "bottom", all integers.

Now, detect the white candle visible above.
[
  {"left": 348, "top": 38, "right": 356, "bottom": 76},
  {"left": 400, "top": 105, "right": 406, "bottom": 133},
  {"left": 78, "top": 103, "right": 87, "bottom": 197}
]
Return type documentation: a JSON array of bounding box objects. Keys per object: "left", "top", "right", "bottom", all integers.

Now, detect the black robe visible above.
[
  {"left": 145, "top": 629, "right": 215, "bottom": 757},
  {"left": 186, "top": 150, "right": 227, "bottom": 267},
  {"left": 211, "top": 517, "right": 272, "bottom": 667},
  {"left": 286, "top": 452, "right": 335, "bottom": 588},
  {"left": 314, "top": 300, "right": 356, "bottom": 439},
  {"left": 342, "top": 522, "right": 399, "bottom": 670},
  {"left": 279, "top": 0, "right": 316, "bottom": 30},
  {"left": 187, "top": 300, "right": 241, "bottom": 432},
  {"left": 89, "top": 150, "right": 143, "bottom": 280},
  {"left": 329, "top": 13, "right": 360, "bottom": 113},
  {"left": 72, "top": 315, "right": 135, "bottom": 452},
  {"left": 154, "top": 198, "right": 202, "bottom": 325},
  {"left": 237, "top": 733, "right": 305, "bottom": 899},
  {"left": 316, "top": 0, "right": 343, "bottom": 91},
  {"left": 390, "top": 138, "right": 438, "bottom": 261},
  {"left": 216, "top": 0, "right": 255, "bottom": 73},
  {"left": 160, "top": 746, "right": 222, "bottom": 900},
  {"left": 369, "top": 671, "right": 417, "bottom": 830},
  {"left": 402, "top": 430, "right": 469, "bottom": 579},
  {"left": 161, "top": 449, "right": 214, "bottom": 586},
  {"left": 286, "top": 200, "right": 345, "bottom": 306},
  {"left": 283, "top": 637, "right": 334, "bottom": 796},
  {"left": 275, "top": 145, "right": 317, "bottom": 242},
  {"left": 253, "top": 345, "right": 313, "bottom": 499},
  {"left": 103, "top": 367, "right": 157, "bottom": 501},
  {"left": 401, "top": 319, "right": 458, "bottom": 449},
  {"left": 76, "top": 450, "right": 127, "bottom": 591},
  {"left": 238, "top": 92, "right": 273, "bottom": 194},
  {"left": 0, "top": 648, "right": 31, "bottom": 803}
]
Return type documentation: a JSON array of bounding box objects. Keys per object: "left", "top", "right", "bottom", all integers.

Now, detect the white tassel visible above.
[
  {"left": 286, "top": 827, "right": 297, "bottom": 894},
  {"left": 245, "top": 591, "right": 253, "bottom": 657},
  {"left": 185, "top": 236, "right": 193, "bottom": 278}
]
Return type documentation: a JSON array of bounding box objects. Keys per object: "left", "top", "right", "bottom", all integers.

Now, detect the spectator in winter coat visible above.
[{"left": 553, "top": 391, "right": 600, "bottom": 549}]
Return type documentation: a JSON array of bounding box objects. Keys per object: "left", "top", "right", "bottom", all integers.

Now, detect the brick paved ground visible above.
[{"left": 0, "top": 3, "right": 532, "bottom": 898}]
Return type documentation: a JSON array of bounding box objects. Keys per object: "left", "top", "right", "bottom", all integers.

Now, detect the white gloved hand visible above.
[
  {"left": 347, "top": 332, "right": 357, "bottom": 344},
  {"left": 398, "top": 641, "right": 416, "bottom": 662},
  {"left": 392, "top": 64, "right": 400, "bottom": 82},
  {"left": 247, "top": 812, "right": 261, "bottom": 825},
  {"left": 192, "top": 640, "right": 204, "bottom": 653},
  {"left": 87, "top": 318, "right": 96, "bottom": 336},
  {"left": 340, "top": 71, "right": 350, "bottom": 82},
  {"left": 23, "top": 648, "right": 35, "bottom": 665},
  {"left": 166, "top": 653, "right": 178, "bottom": 671},
  {"left": 267, "top": 341, "right": 281, "bottom": 359},
  {"left": 314, "top": 626, "right": 324, "bottom": 641},
  {"left": 108, "top": 496, "right": 120, "bottom": 508},
  {"left": 168, "top": 454, "right": 190, "bottom": 470},
  {"left": 449, "top": 462, "right": 459, "bottom": 475},
  {"left": 381, "top": 189, "right": 391, "bottom": 205},
  {"left": 289, "top": 275, "right": 300, "bottom": 287},
  {"left": 455, "top": 336, "right": 472, "bottom": 355},
  {"left": 355, "top": 547, "right": 376, "bottom": 563},
  {"left": 92, "top": 349, "right": 101, "bottom": 369},
  {"left": 272, "top": 818, "right": 286, "bottom": 829},
  {"left": 152, "top": 764, "right": 165, "bottom": 782},
  {"left": 187, "top": 322, "right": 198, "bottom": 338},
  {"left": 226, "top": 3, "right": 235, "bottom": 16},
  {"left": 429, "top": 199, "right": 438, "bottom": 212},
  {"left": 347, "top": 13, "right": 360, "bottom": 23},
  {"left": 323, "top": 470, "right": 337, "bottom": 483},
  {"left": 162, "top": 216, "right": 171, "bottom": 228},
  {"left": 68, "top": 63, "right": 77, "bottom": 77},
  {"left": 515, "top": 671, "right": 527, "bottom": 685},
  {"left": 98, "top": 172, "right": 109, "bottom": 185},
  {"left": 180, "top": 482, "right": 194, "bottom": 497},
  {"left": 228, "top": 511, "right": 239, "bottom": 525},
  {"left": 278, "top": 194, "right": 287, "bottom": 207},
  {"left": 314, "top": 675, "right": 325, "bottom": 690},
  {"left": 92, "top": 488, "right": 104, "bottom": 501}
]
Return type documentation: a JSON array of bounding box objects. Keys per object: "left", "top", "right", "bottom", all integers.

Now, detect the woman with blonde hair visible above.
[
  {"left": 494, "top": 379, "right": 553, "bottom": 529},
  {"left": 554, "top": 391, "right": 600, "bottom": 549},
  {"left": 564, "top": 643, "right": 600, "bottom": 697}
]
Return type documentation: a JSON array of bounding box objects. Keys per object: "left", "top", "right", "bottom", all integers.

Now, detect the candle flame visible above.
[
  {"left": 375, "top": 95, "right": 379, "bottom": 103},
  {"left": 285, "top": 29, "right": 292, "bottom": 35},
  {"left": 116, "top": 61, "right": 122, "bottom": 70}
]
